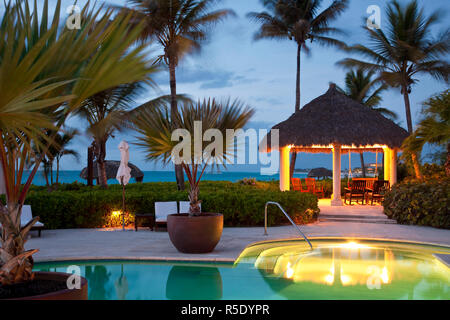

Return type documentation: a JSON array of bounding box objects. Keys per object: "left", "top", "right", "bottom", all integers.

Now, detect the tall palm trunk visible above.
[
  {"left": 43, "top": 164, "right": 50, "bottom": 188},
  {"left": 96, "top": 139, "right": 108, "bottom": 188},
  {"left": 169, "top": 59, "right": 185, "bottom": 191},
  {"left": 290, "top": 44, "right": 302, "bottom": 180},
  {"left": 295, "top": 44, "right": 301, "bottom": 112},
  {"left": 50, "top": 161, "right": 54, "bottom": 185},
  {"left": 360, "top": 153, "right": 366, "bottom": 178},
  {"left": 402, "top": 86, "right": 422, "bottom": 179},
  {"left": 0, "top": 205, "right": 37, "bottom": 285},
  {"left": 56, "top": 157, "right": 60, "bottom": 185}
]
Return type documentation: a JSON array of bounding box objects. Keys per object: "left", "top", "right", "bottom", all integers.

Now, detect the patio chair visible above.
[
  {"left": 366, "top": 180, "right": 390, "bottom": 205},
  {"left": 353, "top": 178, "right": 377, "bottom": 189},
  {"left": 291, "top": 178, "right": 309, "bottom": 192},
  {"left": 134, "top": 213, "right": 155, "bottom": 232},
  {"left": 179, "top": 201, "right": 202, "bottom": 214},
  {"left": 21, "top": 205, "right": 44, "bottom": 237},
  {"left": 344, "top": 180, "right": 367, "bottom": 205},
  {"left": 154, "top": 202, "right": 178, "bottom": 231},
  {"left": 305, "top": 178, "right": 324, "bottom": 198}
]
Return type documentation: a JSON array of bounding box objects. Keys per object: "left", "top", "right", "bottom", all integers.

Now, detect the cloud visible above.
[{"left": 153, "top": 65, "right": 257, "bottom": 90}]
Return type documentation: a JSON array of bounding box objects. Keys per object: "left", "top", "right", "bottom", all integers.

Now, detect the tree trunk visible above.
[
  {"left": 446, "top": 143, "right": 450, "bottom": 177},
  {"left": 290, "top": 152, "right": 297, "bottom": 181},
  {"left": 290, "top": 44, "right": 303, "bottom": 180},
  {"left": 0, "top": 205, "right": 37, "bottom": 285},
  {"left": 50, "top": 161, "right": 54, "bottom": 186},
  {"left": 43, "top": 165, "right": 50, "bottom": 189},
  {"left": 56, "top": 158, "right": 60, "bottom": 185},
  {"left": 97, "top": 140, "right": 108, "bottom": 188},
  {"left": 360, "top": 153, "right": 366, "bottom": 178},
  {"left": 402, "top": 87, "right": 422, "bottom": 180},
  {"left": 188, "top": 184, "right": 201, "bottom": 216},
  {"left": 169, "top": 58, "right": 185, "bottom": 191},
  {"left": 402, "top": 87, "right": 414, "bottom": 134},
  {"left": 295, "top": 44, "right": 301, "bottom": 112}
]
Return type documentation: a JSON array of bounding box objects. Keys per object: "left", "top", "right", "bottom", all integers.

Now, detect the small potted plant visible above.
[{"left": 134, "top": 98, "right": 254, "bottom": 253}]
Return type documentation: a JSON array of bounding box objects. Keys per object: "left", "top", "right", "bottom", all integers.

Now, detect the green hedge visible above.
[
  {"left": 383, "top": 178, "right": 450, "bottom": 229},
  {"left": 24, "top": 181, "right": 319, "bottom": 229}
]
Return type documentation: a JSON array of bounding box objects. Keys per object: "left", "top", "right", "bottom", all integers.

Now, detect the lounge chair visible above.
[
  {"left": 21, "top": 205, "right": 44, "bottom": 237},
  {"left": 344, "top": 180, "right": 367, "bottom": 205},
  {"left": 154, "top": 202, "right": 178, "bottom": 231},
  {"left": 366, "top": 180, "right": 390, "bottom": 205},
  {"left": 305, "top": 178, "right": 324, "bottom": 198},
  {"left": 179, "top": 201, "right": 201, "bottom": 214},
  {"left": 291, "top": 178, "right": 309, "bottom": 193}
]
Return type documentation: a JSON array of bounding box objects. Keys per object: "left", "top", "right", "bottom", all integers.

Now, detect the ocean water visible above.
[{"left": 22, "top": 170, "right": 308, "bottom": 186}]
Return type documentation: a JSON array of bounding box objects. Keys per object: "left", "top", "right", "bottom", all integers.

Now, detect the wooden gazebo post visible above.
[
  {"left": 390, "top": 149, "right": 398, "bottom": 185},
  {"left": 331, "top": 144, "right": 343, "bottom": 206},
  {"left": 384, "top": 147, "right": 391, "bottom": 184},
  {"left": 280, "top": 146, "right": 291, "bottom": 191}
]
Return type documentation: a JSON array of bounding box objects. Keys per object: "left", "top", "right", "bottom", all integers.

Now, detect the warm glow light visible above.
[
  {"left": 340, "top": 274, "right": 352, "bottom": 286},
  {"left": 324, "top": 274, "right": 334, "bottom": 285},
  {"left": 112, "top": 211, "right": 122, "bottom": 217},
  {"left": 324, "top": 264, "right": 335, "bottom": 285},
  {"left": 338, "top": 242, "right": 368, "bottom": 250},
  {"left": 381, "top": 267, "right": 389, "bottom": 284},
  {"left": 285, "top": 262, "right": 294, "bottom": 279}
]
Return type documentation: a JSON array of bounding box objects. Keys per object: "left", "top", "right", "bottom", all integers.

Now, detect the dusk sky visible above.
[{"left": 52, "top": 0, "right": 449, "bottom": 172}]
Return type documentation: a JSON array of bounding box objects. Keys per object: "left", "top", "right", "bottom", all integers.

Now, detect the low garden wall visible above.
[{"left": 24, "top": 181, "right": 319, "bottom": 229}]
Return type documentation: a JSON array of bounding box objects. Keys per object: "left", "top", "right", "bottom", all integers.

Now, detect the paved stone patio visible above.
[{"left": 27, "top": 218, "right": 450, "bottom": 263}]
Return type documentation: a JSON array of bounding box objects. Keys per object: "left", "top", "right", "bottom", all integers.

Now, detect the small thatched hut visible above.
[
  {"left": 80, "top": 161, "right": 144, "bottom": 183},
  {"left": 262, "top": 83, "right": 409, "bottom": 206},
  {"left": 308, "top": 168, "right": 332, "bottom": 180}
]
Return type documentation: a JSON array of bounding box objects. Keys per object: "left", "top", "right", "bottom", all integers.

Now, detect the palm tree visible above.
[
  {"left": 33, "top": 129, "right": 80, "bottom": 187},
  {"left": 133, "top": 99, "right": 254, "bottom": 214},
  {"left": 0, "top": 0, "right": 155, "bottom": 285},
  {"left": 54, "top": 129, "right": 80, "bottom": 185},
  {"left": 118, "top": 0, "right": 234, "bottom": 190},
  {"left": 403, "top": 90, "right": 450, "bottom": 176},
  {"left": 248, "top": 0, "right": 349, "bottom": 178},
  {"left": 338, "top": 0, "right": 450, "bottom": 179},
  {"left": 77, "top": 83, "right": 145, "bottom": 188},
  {"left": 338, "top": 68, "right": 398, "bottom": 177}
]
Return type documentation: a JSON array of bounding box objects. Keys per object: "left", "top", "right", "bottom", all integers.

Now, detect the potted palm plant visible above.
[
  {"left": 0, "top": 0, "right": 155, "bottom": 299},
  {"left": 133, "top": 99, "right": 254, "bottom": 253}
]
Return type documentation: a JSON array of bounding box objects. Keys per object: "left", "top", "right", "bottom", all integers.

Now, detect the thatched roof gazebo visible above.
[
  {"left": 308, "top": 168, "right": 332, "bottom": 179},
  {"left": 80, "top": 160, "right": 144, "bottom": 183},
  {"left": 262, "top": 83, "right": 409, "bottom": 206}
]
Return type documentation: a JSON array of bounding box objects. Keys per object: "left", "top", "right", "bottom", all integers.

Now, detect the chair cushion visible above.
[
  {"left": 179, "top": 201, "right": 201, "bottom": 214},
  {"left": 155, "top": 202, "right": 178, "bottom": 222}
]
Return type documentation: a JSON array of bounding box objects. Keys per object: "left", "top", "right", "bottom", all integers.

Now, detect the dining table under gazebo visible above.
[{"left": 262, "top": 83, "right": 409, "bottom": 206}]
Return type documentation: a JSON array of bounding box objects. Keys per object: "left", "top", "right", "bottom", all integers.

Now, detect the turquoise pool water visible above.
[{"left": 34, "top": 239, "right": 450, "bottom": 300}]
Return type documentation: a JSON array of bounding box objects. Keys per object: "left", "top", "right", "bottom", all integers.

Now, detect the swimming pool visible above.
[{"left": 34, "top": 239, "right": 450, "bottom": 300}]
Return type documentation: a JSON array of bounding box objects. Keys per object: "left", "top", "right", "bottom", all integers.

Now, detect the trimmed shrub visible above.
[
  {"left": 383, "top": 178, "right": 450, "bottom": 229},
  {"left": 24, "top": 181, "right": 319, "bottom": 229}
]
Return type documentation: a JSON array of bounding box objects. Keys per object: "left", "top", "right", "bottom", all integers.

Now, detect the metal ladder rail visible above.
[{"left": 264, "top": 201, "right": 313, "bottom": 250}]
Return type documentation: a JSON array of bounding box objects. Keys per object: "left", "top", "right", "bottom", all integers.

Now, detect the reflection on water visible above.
[
  {"left": 166, "top": 266, "right": 223, "bottom": 300},
  {"left": 34, "top": 240, "right": 450, "bottom": 300}
]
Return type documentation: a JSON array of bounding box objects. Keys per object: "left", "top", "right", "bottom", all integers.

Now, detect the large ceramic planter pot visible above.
[
  {"left": 4, "top": 272, "right": 88, "bottom": 300},
  {"left": 167, "top": 214, "right": 223, "bottom": 254}
]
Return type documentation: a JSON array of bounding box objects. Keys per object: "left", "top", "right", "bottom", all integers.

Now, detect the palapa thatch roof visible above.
[
  {"left": 264, "top": 83, "right": 408, "bottom": 153},
  {"left": 308, "top": 167, "right": 332, "bottom": 178},
  {"left": 80, "top": 160, "right": 144, "bottom": 181}
]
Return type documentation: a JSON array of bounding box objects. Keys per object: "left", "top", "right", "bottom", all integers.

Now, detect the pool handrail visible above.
[{"left": 264, "top": 201, "right": 313, "bottom": 250}]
